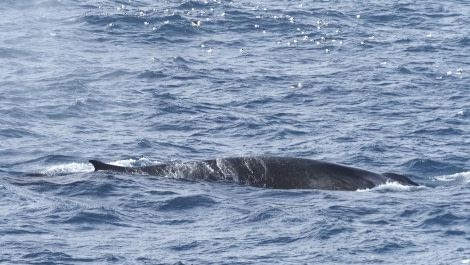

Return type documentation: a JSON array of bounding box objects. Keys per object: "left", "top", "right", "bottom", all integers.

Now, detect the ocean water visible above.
[{"left": 1, "top": 0, "right": 470, "bottom": 264}]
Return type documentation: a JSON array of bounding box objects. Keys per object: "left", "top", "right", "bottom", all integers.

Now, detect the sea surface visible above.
[{"left": 1, "top": 0, "right": 470, "bottom": 264}]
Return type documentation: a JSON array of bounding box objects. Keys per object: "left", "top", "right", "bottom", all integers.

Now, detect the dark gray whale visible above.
[{"left": 89, "top": 157, "right": 418, "bottom": 190}]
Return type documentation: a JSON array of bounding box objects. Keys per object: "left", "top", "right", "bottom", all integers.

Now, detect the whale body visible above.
[{"left": 89, "top": 157, "right": 418, "bottom": 190}]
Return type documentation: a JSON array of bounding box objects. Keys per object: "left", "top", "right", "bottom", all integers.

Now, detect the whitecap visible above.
[
  {"left": 290, "top": 83, "right": 302, "bottom": 89},
  {"left": 433, "top": 172, "right": 470, "bottom": 184},
  {"left": 357, "top": 181, "right": 426, "bottom": 193}
]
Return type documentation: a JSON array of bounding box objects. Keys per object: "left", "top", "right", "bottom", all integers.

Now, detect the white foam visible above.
[
  {"left": 433, "top": 172, "right": 470, "bottom": 183},
  {"left": 110, "top": 157, "right": 156, "bottom": 167},
  {"left": 357, "top": 181, "right": 426, "bottom": 193},
  {"left": 39, "top": 158, "right": 158, "bottom": 176},
  {"left": 41, "top": 162, "right": 94, "bottom": 176}
]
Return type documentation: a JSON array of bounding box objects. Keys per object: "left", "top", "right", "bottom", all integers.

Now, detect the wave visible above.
[
  {"left": 62, "top": 208, "right": 125, "bottom": 226},
  {"left": 158, "top": 194, "right": 218, "bottom": 211},
  {"left": 404, "top": 158, "right": 464, "bottom": 176},
  {"left": 432, "top": 171, "right": 470, "bottom": 184},
  {"left": 357, "top": 181, "right": 426, "bottom": 193}
]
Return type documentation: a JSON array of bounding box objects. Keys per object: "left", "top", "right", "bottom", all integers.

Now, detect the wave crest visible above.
[{"left": 357, "top": 181, "right": 426, "bottom": 192}]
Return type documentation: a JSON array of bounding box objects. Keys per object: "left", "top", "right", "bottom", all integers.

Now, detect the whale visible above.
[{"left": 89, "top": 156, "right": 419, "bottom": 190}]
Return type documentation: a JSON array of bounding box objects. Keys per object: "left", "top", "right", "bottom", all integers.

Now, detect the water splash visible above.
[
  {"left": 357, "top": 181, "right": 426, "bottom": 192},
  {"left": 433, "top": 172, "right": 470, "bottom": 184},
  {"left": 40, "top": 162, "right": 94, "bottom": 176}
]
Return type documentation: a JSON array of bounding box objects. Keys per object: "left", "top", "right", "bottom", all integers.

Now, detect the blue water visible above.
[{"left": 1, "top": 0, "right": 470, "bottom": 264}]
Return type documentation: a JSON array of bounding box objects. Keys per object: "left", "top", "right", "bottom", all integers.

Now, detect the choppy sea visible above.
[{"left": 1, "top": 0, "right": 470, "bottom": 264}]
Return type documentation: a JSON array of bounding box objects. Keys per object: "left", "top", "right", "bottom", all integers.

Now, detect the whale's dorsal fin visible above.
[
  {"left": 89, "top": 160, "right": 125, "bottom": 172},
  {"left": 382, "top": 173, "right": 418, "bottom": 186}
]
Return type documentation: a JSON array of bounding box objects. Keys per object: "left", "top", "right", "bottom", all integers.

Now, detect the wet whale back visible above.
[
  {"left": 89, "top": 157, "right": 418, "bottom": 190},
  {"left": 382, "top": 172, "right": 419, "bottom": 186},
  {"left": 257, "top": 157, "right": 385, "bottom": 190}
]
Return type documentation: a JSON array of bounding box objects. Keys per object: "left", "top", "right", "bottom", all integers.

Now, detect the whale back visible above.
[
  {"left": 89, "top": 157, "right": 418, "bottom": 190},
  {"left": 257, "top": 157, "right": 386, "bottom": 190}
]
